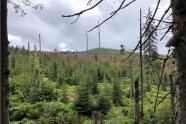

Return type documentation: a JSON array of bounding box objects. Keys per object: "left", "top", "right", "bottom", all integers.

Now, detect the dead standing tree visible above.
[{"left": 134, "top": 79, "right": 140, "bottom": 124}]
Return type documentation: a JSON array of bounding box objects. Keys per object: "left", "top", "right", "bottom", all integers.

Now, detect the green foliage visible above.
[
  {"left": 74, "top": 82, "right": 92, "bottom": 115},
  {"left": 9, "top": 53, "right": 16, "bottom": 70},
  {"left": 91, "top": 80, "right": 99, "bottom": 95},
  {"left": 97, "top": 67, "right": 104, "bottom": 82},
  {"left": 155, "top": 103, "right": 174, "bottom": 124},
  {"left": 105, "top": 117, "right": 134, "bottom": 124},
  {"left": 11, "top": 119, "right": 36, "bottom": 124},
  {"left": 97, "top": 95, "right": 111, "bottom": 115},
  {"left": 60, "top": 84, "right": 68, "bottom": 103},
  {"left": 162, "top": 74, "right": 168, "bottom": 91},
  {"left": 49, "top": 61, "right": 57, "bottom": 82},
  {"left": 8, "top": 46, "right": 175, "bottom": 123},
  {"left": 98, "top": 82, "right": 113, "bottom": 99},
  {"left": 86, "top": 48, "right": 121, "bottom": 55},
  {"left": 112, "top": 79, "right": 123, "bottom": 106}
]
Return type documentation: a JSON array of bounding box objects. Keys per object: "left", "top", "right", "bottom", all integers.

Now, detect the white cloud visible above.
[
  {"left": 8, "top": 34, "right": 23, "bottom": 47},
  {"left": 59, "top": 42, "right": 67, "bottom": 51}
]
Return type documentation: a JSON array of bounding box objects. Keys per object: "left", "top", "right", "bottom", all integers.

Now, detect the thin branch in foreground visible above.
[
  {"left": 160, "top": 25, "right": 173, "bottom": 41},
  {"left": 88, "top": 0, "right": 127, "bottom": 32},
  {"left": 142, "top": 5, "right": 171, "bottom": 47},
  {"left": 123, "top": 0, "right": 164, "bottom": 61},
  {"left": 87, "top": 0, "right": 93, "bottom": 5},
  {"left": 144, "top": 16, "right": 174, "bottom": 24},
  {"left": 110, "top": 0, "right": 136, "bottom": 15},
  {"left": 62, "top": 0, "right": 103, "bottom": 17},
  {"left": 153, "top": 88, "right": 176, "bottom": 108},
  {"left": 153, "top": 48, "right": 171, "bottom": 113},
  {"left": 71, "top": 15, "right": 80, "bottom": 24}
]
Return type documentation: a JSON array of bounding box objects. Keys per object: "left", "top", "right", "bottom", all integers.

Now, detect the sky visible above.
[{"left": 8, "top": 0, "right": 171, "bottom": 54}]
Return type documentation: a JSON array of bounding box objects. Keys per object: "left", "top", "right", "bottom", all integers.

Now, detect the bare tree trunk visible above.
[
  {"left": 170, "top": 0, "right": 186, "bottom": 123},
  {"left": 92, "top": 111, "right": 98, "bottom": 124},
  {"left": 147, "top": 64, "right": 151, "bottom": 91},
  {"left": 130, "top": 60, "right": 134, "bottom": 98},
  {"left": 169, "top": 74, "right": 175, "bottom": 123},
  {"left": 1, "top": 0, "right": 10, "bottom": 123},
  {"left": 147, "top": 40, "right": 152, "bottom": 92},
  {"left": 134, "top": 79, "right": 140, "bottom": 124},
  {"left": 100, "top": 113, "right": 104, "bottom": 124},
  {"left": 34, "top": 70, "right": 39, "bottom": 101},
  {"left": 139, "top": 9, "right": 144, "bottom": 118},
  {"left": 175, "top": 37, "right": 186, "bottom": 124},
  {"left": 86, "top": 30, "right": 89, "bottom": 56}
]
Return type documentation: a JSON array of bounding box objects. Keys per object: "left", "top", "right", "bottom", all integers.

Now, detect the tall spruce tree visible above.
[
  {"left": 74, "top": 82, "right": 92, "bottom": 116},
  {"left": 112, "top": 78, "right": 122, "bottom": 106},
  {"left": 49, "top": 61, "right": 57, "bottom": 82},
  {"left": 143, "top": 8, "right": 158, "bottom": 92}
]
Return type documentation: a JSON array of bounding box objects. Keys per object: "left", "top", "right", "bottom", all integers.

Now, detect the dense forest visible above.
[{"left": 8, "top": 46, "right": 175, "bottom": 124}]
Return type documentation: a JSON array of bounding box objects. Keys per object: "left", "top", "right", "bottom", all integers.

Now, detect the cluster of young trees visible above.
[
  {"left": 8, "top": 46, "right": 131, "bottom": 123},
  {"left": 7, "top": 46, "right": 177, "bottom": 123}
]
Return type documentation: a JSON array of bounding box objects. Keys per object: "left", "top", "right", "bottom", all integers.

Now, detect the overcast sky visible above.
[{"left": 8, "top": 0, "right": 171, "bottom": 54}]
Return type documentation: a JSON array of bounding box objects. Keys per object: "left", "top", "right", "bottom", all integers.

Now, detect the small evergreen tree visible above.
[
  {"left": 91, "top": 81, "right": 99, "bottom": 95},
  {"left": 87, "top": 73, "right": 98, "bottom": 95},
  {"left": 112, "top": 79, "right": 123, "bottom": 106},
  {"left": 97, "top": 95, "right": 111, "bottom": 115},
  {"left": 74, "top": 82, "right": 92, "bottom": 115},
  {"left": 61, "top": 84, "right": 68, "bottom": 103},
  {"left": 97, "top": 67, "right": 104, "bottom": 82},
  {"left": 49, "top": 61, "right": 57, "bottom": 82},
  {"left": 120, "top": 44, "right": 125, "bottom": 54},
  {"left": 162, "top": 74, "right": 168, "bottom": 91}
]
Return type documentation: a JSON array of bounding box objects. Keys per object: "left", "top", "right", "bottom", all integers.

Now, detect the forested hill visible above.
[
  {"left": 83, "top": 48, "right": 122, "bottom": 55},
  {"left": 9, "top": 46, "right": 175, "bottom": 124}
]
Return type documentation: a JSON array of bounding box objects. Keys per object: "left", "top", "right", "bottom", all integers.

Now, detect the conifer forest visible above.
[{"left": 8, "top": 47, "right": 175, "bottom": 124}]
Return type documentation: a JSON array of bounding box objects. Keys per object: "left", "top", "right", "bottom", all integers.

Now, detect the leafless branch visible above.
[
  {"left": 160, "top": 25, "right": 173, "bottom": 41},
  {"left": 62, "top": 0, "right": 103, "bottom": 18},
  {"left": 153, "top": 88, "right": 176, "bottom": 108},
  {"left": 123, "top": 4, "right": 172, "bottom": 62},
  {"left": 157, "top": 25, "right": 170, "bottom": 31},
  {"left": 123, "top": 0, "right": 163, "bottom": 61},
  {"left": 71, "top": 15, "right": 80, "bottom": 24},
  {"left": 88, "top": 0, "right": 127, "bottom": 32},
  {"left": 87, "top": 0, "right": 93, "bottom": 5},
  {"left": 110, "top": 0, "right": 136, "bottom": 15},
  {"left": 153, "top": 48, "right": 171, "bottom": 113},
  {"left": 142, "top": 5, "right": 171, "bottom": 46},
  {"left": 144, "top": 16, "right": 174, "bottom": 24}
]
